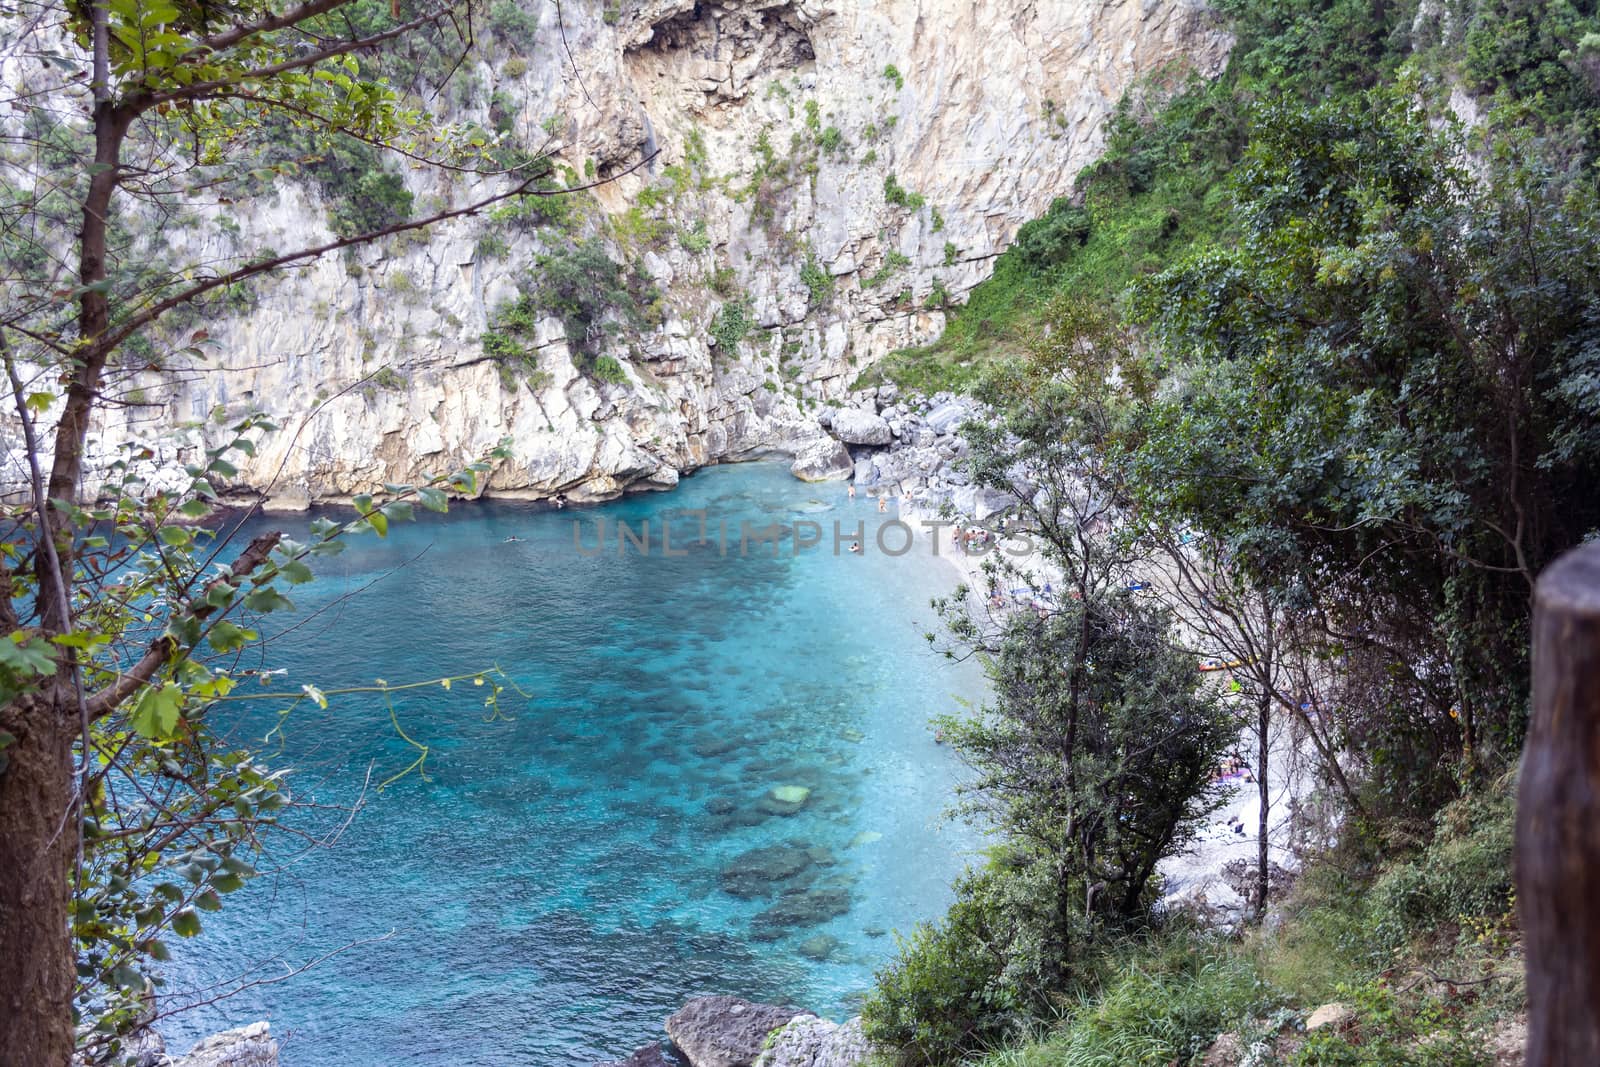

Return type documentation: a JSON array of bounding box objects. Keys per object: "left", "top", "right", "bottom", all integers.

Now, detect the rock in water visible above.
[
  {"left": 173, "top": 1022, "right": 278, "bottom": 1067},
  {"left": 790, "top": 439, "right": 853, "bottom": 482},
  {"left": 596, "top": 1043, "right": 682, "bottom": 1067},
  {"left": 758, "top": 785, "right": 812, "bottom": 815},
  {"left": 665, "top": 997, "right": 811, "bottom": 1067},
  {"left": 753, "top": 1016, "right": 872, "bottom": 1067}
]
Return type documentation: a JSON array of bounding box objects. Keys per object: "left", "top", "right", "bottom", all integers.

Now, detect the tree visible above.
[
  {"left": 1129, "top": 87, "right": 1600, "bottom": 818},
  {"left": 0, "top": 0, "right": 616, "bottom": 1058},
  {"left": 865, "top": 299, "right": 1235, "bottom": 1064}
]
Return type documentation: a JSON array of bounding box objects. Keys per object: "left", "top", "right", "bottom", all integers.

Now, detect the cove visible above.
[{"left": 157, "top": 462, "right": 987, "bottom": 1066}]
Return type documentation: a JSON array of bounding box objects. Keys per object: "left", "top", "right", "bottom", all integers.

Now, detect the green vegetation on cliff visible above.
[{"left": 863, "top": 3, "right": 1600, "bottom": 1063}]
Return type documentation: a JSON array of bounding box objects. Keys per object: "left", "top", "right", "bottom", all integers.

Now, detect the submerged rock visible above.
[
  {"left": 758, "top": 785, "right": 812, "bottom": 816},
  {"left": 665, "top": 996, "right": 811, "bottom": 1067},
  {"left": 751, "top": 888, "right": 851, "bottom": 939},
  {"left": 797, "top": 933, "right": 840, "bottom": 961},
  {"left": 753, "top": 1016, "right": 872, "bottom": 1067},
  {"left": 720, "top": 843, "right": 816, "bottom": 898}
]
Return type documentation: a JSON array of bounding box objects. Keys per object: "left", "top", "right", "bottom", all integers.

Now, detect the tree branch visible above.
[{"left": 83, "top": 531, "right": 281, "bottom": 721}]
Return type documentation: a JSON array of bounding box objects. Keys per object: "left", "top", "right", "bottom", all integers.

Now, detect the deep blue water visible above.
[{"left": 157, "top": 462, "right": 986, "bottom": 1066}]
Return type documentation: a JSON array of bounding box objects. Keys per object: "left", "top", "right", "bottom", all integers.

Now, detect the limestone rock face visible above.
[
  {"left": 666, "top": 997, "right": 811, "bottom": 1067},
  {"left": 752, "top": 1016, "right": 871, "bottom": 1067},
  {"left": 6, "top": 1, "right": 1231, "bottom": 503}
]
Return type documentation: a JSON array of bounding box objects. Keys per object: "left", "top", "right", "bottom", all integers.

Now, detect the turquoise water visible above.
[{"left": 158, "top": 462, "right": 985, "bottom": 1065}]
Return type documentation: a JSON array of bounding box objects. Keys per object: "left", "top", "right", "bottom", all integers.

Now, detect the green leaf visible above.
[
  {"left": 279, "top": 559, "right": 314, "bottom": 584},
  {"left": 0, "top": 634, "right": 57, "bottom": 678},
  {"left": 130, "top": 685, "right": 183, "bottom": 740},
  {"left": 417, "top": 486, "right": 448, "bottom": 512},
  {"left": 194, "top": 888, "right": 223, "bottom": 912},
  {"left": 171, "top": 908, "right": 202, "bottom": 937},
  {"left": 368, "top": 510, "right": 389, "bottom": 537},
  {"left": 206, "top": 621, "right": 258, "bottom": 654},
  {"left": 243, "top": 588, "right": 294, "bottom": 614}
]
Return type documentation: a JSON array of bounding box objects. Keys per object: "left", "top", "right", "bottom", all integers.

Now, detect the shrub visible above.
[
  {"left": 884, "top": 173, "right": 926, "bottom": 210},
  {"left": 590, "top": 354, "right": 628, "bottom": 384},
  {"left": 800, "top": 253, "right": 833, "bottom": 306},
  {"left": 864, "top": 251, "right": 911, "bottom": 288},
  {"left": 679, "top": 219, "right": 711, "bottom": 253},
  {"left": 1011, "top": 196, "right": 1091, "bottom": 269},
  {"left": 490, "top": 0, "right": 540, "bottom": 53},
  {"left": 863, "top": 869, "right": 1031, "bottom": 1065},
  {"left": 1368, "top": 778, "right": 1516, "bottom": 952},
  {"left": 710, "top": 299, "right": 753, "bottom": 356},
  {"left": 883, "top": 63, "right": 905, "bottom": 90}
]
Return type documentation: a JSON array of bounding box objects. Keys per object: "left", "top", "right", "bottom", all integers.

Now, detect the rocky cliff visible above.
[{"left": 53, "top": 0, "right": 1231, "bottom": 506}]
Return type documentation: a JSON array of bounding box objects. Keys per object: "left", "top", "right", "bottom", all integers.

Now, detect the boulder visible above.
[
  {"left": 829, "top": 409, "right": 892, "bottom": 446},
  {"left": 754, "top": 1016, "right": 872, "bottom": 1067},
  {"left": 790, "top": 438, "right": 853, "bottom": 482},
  {"left": 666, "top": 996, "right": 810, "bottom": 1067},
  {"left": 1305, "top": 1003, "right": 1355, "bottom": 1032},
  {"left": 596, "top": 1043, "right": 682, "bottom": 1067},
  {"left": 924, "top": 400, "right": 973, "bottom": 436},
  {"left": 173, "top": 1023, "right": 278, "bottom": 1067}
]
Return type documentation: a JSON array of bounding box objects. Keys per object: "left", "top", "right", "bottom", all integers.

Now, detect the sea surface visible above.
[{"left": 158, "top": 462, "right": 987, "bottom": 1066}]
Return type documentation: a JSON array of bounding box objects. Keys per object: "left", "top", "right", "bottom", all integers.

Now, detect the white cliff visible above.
[{"left": 25, "top": 0, "right": 1231, "bottom": 505}]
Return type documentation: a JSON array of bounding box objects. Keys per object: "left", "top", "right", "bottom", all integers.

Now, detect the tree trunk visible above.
[
  {"left": 1256, "top": 688, "right": 1271, "bottom": 920},
  {"left": 0, "top": 696, "right": 76, "bottom": 1067},
  {"left": 1518, "top": 542, "right": 1600, "bottom": 1066}
]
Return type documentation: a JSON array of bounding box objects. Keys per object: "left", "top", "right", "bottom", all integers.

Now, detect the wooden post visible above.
[{"left": 1519, "top": 542, "right": 1600, "bottom": 1065}]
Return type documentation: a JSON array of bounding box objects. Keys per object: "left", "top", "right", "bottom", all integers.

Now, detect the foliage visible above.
[
  {"left": 1130, "top": 91, "right": 1600, "bottom": 808},
  {"left": 883, "top": 63, "right": 906, "bottom": 90},
  {"left": 489, "top": 0, "right": 540, "bottom": 52},
  {"left": 862, "top": 866, "right": 1042, "bottom": 1065},
  {"left": 800, "top": 253, "right": 834, "bottom": 307},
  {"left": 710, "top": 298, "right": 755, "bottom": 357},
  {"left": 883, "top": 174, "right": 926, "bottom": 210},
  {"left": 864, "top": 251, "right": 912, "bottom": 288},
  {"left": 0, "top": 0, "right": 574, "bottom": 1053}
]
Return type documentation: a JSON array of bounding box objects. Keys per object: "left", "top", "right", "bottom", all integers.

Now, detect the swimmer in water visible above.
[
  {"left": 877, "top": 494, "right": 887, "bottom": 513},
  {"left": 504, "top": 535, "right": 523, "bottom": 543},
  {"left": 849, "top": 541, "right": 862, "bottom": 554},
  {"left": 848, "top": 483, "right": 856, "bottom": 499}
]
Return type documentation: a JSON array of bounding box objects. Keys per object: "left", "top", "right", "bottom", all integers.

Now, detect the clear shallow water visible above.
[{"left": 159, "top": 462, "right": 986, "bottom": 1066}]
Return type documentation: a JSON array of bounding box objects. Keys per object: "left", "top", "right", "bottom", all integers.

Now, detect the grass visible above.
[{"left": 969, "top": 780, "right": 1521, "bottom": 1067}]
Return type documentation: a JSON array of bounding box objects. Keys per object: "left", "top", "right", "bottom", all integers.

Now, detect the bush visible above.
[
  {"left": 863, "top": 869, "right": 1032, "bottom": 1065},
  {"left": 709, "top": 299, "right": 753, "bottom": 356},
  {"left": 590, "top": 354, "right": 628, "bottom": 384},
  {"left": 489, "top": 0, "right": 540, "bottom": 53},
  {"left": 1011, "top": 196, "right": 1091, "bottom": 269},
  {"left": 1368, "top": 779, "right": 1516, "bottom": 951}
]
